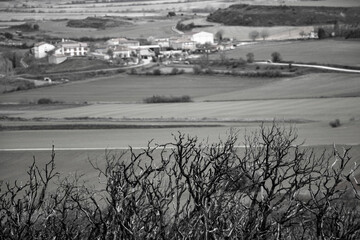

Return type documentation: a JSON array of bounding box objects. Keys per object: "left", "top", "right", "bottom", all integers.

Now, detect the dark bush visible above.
[
  {"left": 37, "top": 98, "right": 59, "bottom": 104},
  {"left": 246, "top": 52, "right": 254, "bottom": 63},
  {"left": 143, "top": 95, "right": 192, "bottom": 103},
  {"left": 193, "top": 65, "right": 202, "bottom": 74},
  {"left": 329, "top": 119, "right": 341, "bottom": 128},
  {"left": 170, "top": 67, "right": 179, "bottom": 75},
  {"left": 271, "top": 51, "right": 282, "bottom": 62},
  {"left": 153, "top": 69, "right": 162, "bottom": 75}
]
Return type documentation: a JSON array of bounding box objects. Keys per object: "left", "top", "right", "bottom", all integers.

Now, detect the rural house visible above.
[
  {"left": 153, "top": 38, "right": 170, "bottom": 48},
  {"left": 54, "top": 39, "right": 88, "bottom": 57},
  {"left": 170, "top": 37, "right": 196, "bottom": 51},
  {"left": 32, "top": 42, "right": 55, "bottom": 59},
  {"left": 112, "top": 46, "right": 132, "bottom": 58}
]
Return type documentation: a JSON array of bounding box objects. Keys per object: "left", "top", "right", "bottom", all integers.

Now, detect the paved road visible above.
[{"left": 258, "top": 62, "right": 360, "bottom": 73}]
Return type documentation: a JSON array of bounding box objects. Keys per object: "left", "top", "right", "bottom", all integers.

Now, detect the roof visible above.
[
  {"left": 107, "top": 38, "right": 139, "bottom": 44},
  {"left": 129, "top": 45, "right": 160, "bottom": 50},
  {"left": 59, "top": 41, "right": 88, "bottom": 48}
]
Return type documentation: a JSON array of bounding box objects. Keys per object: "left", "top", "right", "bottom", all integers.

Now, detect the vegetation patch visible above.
[
  {"left": 329, "top": 119, "right": 341, "bottom": 128},
  {"left": 67, "top": 17, "right": 132, "bottom": 29},
  {"left": 37, "top": 98, "right": 63, "bottom": 104},
  {"left": 143, "top": 95, "right": 192, "bottom": 103},
  {"left": 207, "top": 4, "right": 360, "bottom": 27}
]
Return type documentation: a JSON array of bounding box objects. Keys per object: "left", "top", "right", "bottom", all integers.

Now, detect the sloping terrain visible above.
[{"left": 207, "top": 4, "right": 360, "bottom": 26}]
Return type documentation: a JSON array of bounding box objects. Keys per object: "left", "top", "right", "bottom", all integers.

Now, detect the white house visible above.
[
  {"left": 54, "top": 39, "right": 88, "bottom": 57},
  {"left": 185, "top": 31, "right": 214, "bottom": 45},
  {"left": 32, "top": 42, "right": 55, "bottom": 59},
  {"left": 112, "top": 46, "right": 132, "bottom": 58}
]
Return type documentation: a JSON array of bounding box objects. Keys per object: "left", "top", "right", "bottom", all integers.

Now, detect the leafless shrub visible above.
[{"left": 1, "top": 123, "right": 360, "bottom": 239}]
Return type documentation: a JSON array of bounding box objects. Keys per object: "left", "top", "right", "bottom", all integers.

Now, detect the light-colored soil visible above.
[{"left": 6, "top": 98, "right": 358, "bottom": 123}]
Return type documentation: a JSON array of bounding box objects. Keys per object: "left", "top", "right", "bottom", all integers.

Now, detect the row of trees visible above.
[
  {"left": 1, "top": 123, "right": 359, "bottom": 239},
  {"left": 249, "top": 29, "right": 270, "bottom": 41}
]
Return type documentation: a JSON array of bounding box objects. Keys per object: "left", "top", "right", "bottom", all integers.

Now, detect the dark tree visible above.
[
  {"left": 271, "top": 51, "right": 282, "bottom": 62},
  {"left": 246, "top": 52, "right": 254, "bottom": 63},
  {"left": 4, "top": 32, "right": 13, "bottom": 40}
]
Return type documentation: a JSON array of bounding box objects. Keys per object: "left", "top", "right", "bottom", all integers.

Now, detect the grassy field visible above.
[
  {"left": 0, "top": 72, "right": 359, "bottom": 104},
  {"left": 0, "top": 74, "right": 281, "bottom": 103},
  {"left": 217, "top": 39, "right": 360, "bottom": 67}
]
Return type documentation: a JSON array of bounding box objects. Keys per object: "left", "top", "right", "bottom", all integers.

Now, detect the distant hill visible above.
[{"left": 207, "top": 4, "right": 360, "bottom": 26}]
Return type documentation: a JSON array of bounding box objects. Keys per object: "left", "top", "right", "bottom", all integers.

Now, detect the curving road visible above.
[{"left": 257, "top": 62, "right": 360, "bottom": 73}]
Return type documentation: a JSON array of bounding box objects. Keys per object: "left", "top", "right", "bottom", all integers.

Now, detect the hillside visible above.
[{"left": 207, "top": 4, "right": 360, "bottom": 26}]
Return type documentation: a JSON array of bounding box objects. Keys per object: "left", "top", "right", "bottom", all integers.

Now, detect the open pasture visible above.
[
  {"left": 0, "top": 72, "right": 359, "bottom": 104},
  {"left": 220, "top": 39, "right": 360, "bottom": 67},
  {"left": 197, "top": 73, "right": 360, "bottom": 101},
  {"left": 0, "top": 74, "right": 280, "bottom": 104}
]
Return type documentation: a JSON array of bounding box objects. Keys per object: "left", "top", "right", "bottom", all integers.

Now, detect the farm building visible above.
[
  {"left": 185, "top": 31, "right": 214, "bottom": 45},
  {"left": 153, "top": 38, "right": 170, "bottom": 48},
  {"left": 106, "top": 38, "right": 140, "bottom": 47},
  {"left": 169, "top": 37, "right": 196, "bottom": 51},
  {"left": 32, "top": 42, "right": 55, "bottom": 59},
  {"left": 54, "top": 39, "right": 88, "bottom": 57},
  {"left": 112, "top": 46, "right": 132, "bottom": 58},
  {"left": 129, "top": 45, "right": 160, "bottom": 56}
]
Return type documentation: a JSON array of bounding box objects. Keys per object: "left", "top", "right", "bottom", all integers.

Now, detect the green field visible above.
[
  {"left": 1, "top": 72, "right": 359, "bottom": 104},
  {"left": 218, "top": 39, "right": 360, "bottom": 67}
]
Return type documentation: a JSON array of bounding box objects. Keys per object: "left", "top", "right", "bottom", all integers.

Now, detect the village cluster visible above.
[{"left": 32, "top": 31, "right": 229, "bottom": 65}]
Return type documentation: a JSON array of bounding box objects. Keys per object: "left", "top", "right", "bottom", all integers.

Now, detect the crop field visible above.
[
  {"left": 6, "top": 97, "right": 359, "bottom": 123},
  {"left": 218, "top": 39, "right": 360, "bottom": 67},
  {"left": 1, "top": 72, "right": 359, "bottom": 104}
]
